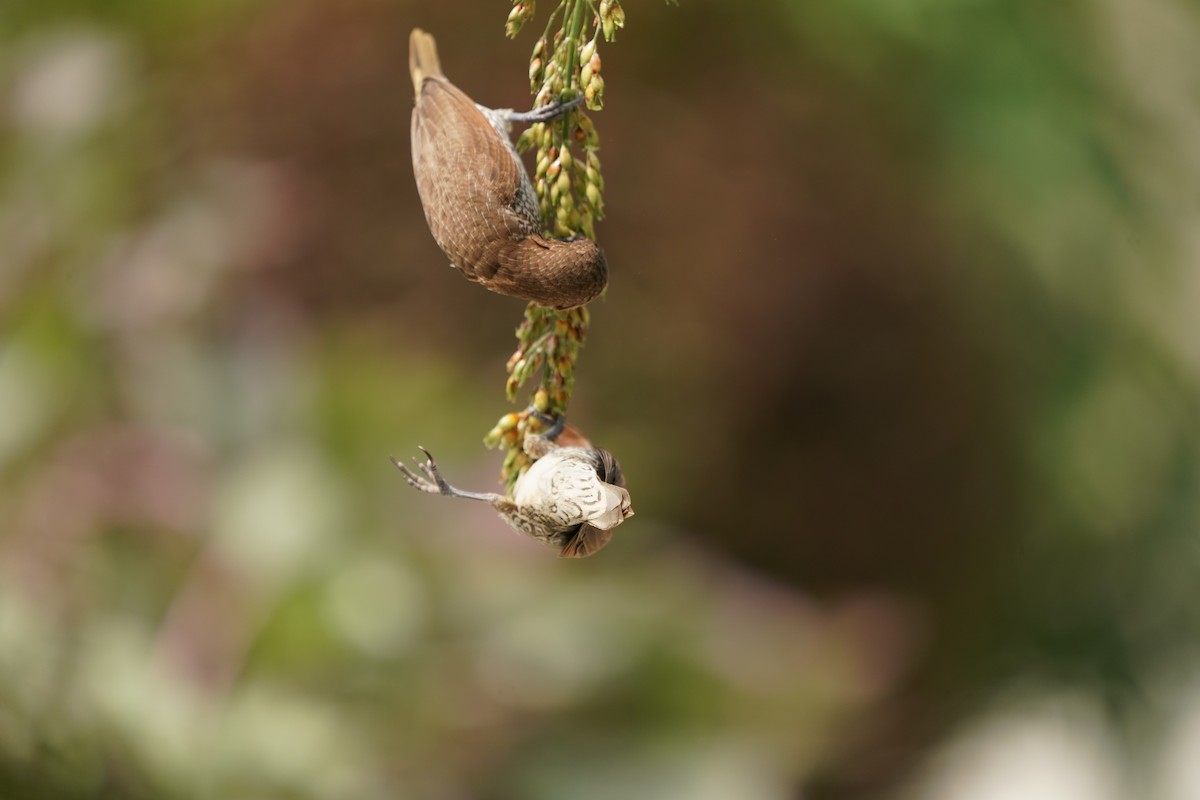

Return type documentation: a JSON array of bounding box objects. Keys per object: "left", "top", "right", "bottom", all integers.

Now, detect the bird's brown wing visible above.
[
  {"left": 593, "top": 447, "right": 625, "bottom": 488},
  {"left": 411, "top": 77, "right": 535, "bottom": 281},
  {"left": 558, "top": 524, "right": 615, "bottom": 558}
]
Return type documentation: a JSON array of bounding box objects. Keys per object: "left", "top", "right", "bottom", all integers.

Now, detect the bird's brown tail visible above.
[{"left": 409, "top": 28, "right": 444, "bottom": 95}]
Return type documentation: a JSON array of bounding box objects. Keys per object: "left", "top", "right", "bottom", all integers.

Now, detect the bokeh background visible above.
[{"left": 3, "top": 0, "right": 1200, "bottom": 798}]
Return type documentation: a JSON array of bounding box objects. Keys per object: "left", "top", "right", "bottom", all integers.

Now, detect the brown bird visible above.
[
  {"left": 393, "top": 417, "right": 633, "bottom": 558},
  {"left": 409, "top": 28, "right": 608, "bottom": 310}
]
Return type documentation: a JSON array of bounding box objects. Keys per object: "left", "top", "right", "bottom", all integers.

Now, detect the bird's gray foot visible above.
[
  {"left": 505, "top": 95, "right": 584, "bottom": 125},
  {"left": 391, "top": 448, "right": 502, "bottom": 503},
  {"left": 392, "top": 447, "right": 452, "bottom": 494},
  {"left": 527, "top": 409, "right": 565, "bottom": 440},
  {"left": 523, "top": 412, "right": 565, "bottom": 459}
]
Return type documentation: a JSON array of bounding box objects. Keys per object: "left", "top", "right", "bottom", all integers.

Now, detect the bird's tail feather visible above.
[{"left": 409, "top": 28, "right": 444, "bottom": 95}]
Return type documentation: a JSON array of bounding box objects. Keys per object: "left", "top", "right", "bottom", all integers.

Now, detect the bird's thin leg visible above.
[
  {"left": 391, "top": 448, "right": 505, "bottom": 503},
  {"left": 503, "top": 95, "right": 584, "bottom": 125}
]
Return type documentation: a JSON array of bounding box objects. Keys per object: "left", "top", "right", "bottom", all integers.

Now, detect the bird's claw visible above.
[
  {"left": 525, "top": 409, "right": 565, "bottom": 441},
  {"left": 391, "top": 447, "right": 451, "bottom": 495},
  {"left": 507, "top": 95, "right": 584, "bottom": 125},
  {"left": 527, "top": 407, "right": 557, "bottom": 428}
]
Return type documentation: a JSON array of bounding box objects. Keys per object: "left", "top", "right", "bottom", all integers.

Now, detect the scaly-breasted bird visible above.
[
  {"left": 409, "top": 28, "right": 608, "bottom": 310},
  {"left": 393, "top": 418, "right": 633, "bottom": 558}
]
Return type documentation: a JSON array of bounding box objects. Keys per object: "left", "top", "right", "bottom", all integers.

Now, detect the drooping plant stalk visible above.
[{"left": 484, "top": 0, "right": 624, "bottom": 492}]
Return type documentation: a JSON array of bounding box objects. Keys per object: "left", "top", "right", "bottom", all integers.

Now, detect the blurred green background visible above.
[{"left": 3, "top": 0, "right": 1200, "bottom": 798}]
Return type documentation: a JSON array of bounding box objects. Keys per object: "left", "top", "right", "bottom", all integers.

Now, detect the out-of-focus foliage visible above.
[{"left": 2, "top": 0, "right": 1200, "bottom": 798}]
